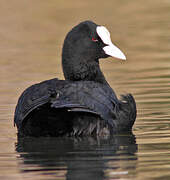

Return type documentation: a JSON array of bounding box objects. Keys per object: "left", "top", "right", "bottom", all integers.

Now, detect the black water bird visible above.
[{"left": 14, "top": 21, "right": 136, "bottom": 137}]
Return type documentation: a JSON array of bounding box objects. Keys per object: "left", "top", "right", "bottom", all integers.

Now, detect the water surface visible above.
[{"left": 1, "top": 0, "right": 170, "bottom": 179}]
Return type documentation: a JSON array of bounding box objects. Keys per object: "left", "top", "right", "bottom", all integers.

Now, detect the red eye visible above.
[{"left": 92, "top": 37, "right": 98, "bottom": 42}]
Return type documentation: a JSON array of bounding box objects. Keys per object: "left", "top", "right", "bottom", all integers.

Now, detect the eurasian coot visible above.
[{"left": 14, "top": 21, "right": 136, "bottom": 137}]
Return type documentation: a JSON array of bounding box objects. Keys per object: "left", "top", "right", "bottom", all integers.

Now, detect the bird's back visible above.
[{"left": 15, "top": 78, "right": 131, "bottom": 136}]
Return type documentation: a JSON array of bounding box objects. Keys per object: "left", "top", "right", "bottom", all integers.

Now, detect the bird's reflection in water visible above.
[{"left": 16, "top": 134, "right": 138, "bottom": 180}]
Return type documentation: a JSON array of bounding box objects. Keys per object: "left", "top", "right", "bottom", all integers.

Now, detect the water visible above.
[{"left": 0, "top": 0, "right": 170, "bottom": 179}]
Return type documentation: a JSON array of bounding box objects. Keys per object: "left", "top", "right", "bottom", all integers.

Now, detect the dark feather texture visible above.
[{"left": 14, "top": 21, "right": 136, "bottom": 137}]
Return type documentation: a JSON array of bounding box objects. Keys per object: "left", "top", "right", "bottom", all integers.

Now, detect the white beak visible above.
[
  {"left": 103, "top": 44, "right": 126, "bottom": 60},
  {"left": 97, "top": 26, "right": 126, "bottom": 60}
]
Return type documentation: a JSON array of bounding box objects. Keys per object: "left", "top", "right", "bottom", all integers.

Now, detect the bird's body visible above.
[{"left": 14, "top": 21, "right": 136, "bottom": 137}]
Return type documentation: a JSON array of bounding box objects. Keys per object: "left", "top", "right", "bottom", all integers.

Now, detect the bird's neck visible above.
[
  {"left": 62, "top": 56, "right": 108, "bottom": 85},
  {"left": 90, "top": 61, "right": 109, "bottom": 84}
]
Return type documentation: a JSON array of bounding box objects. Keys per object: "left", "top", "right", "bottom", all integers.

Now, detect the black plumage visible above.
[{"left": 14, "top": 21, "right": 136, "bottom": 137}]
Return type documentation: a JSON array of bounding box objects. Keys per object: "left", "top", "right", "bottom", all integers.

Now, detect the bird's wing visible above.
[
  {"left": 14, "top": 79, "right": 119, "bottom": 129},
  {"left": 14, "top": 78, "right": 61, "bottom": 128},
  {"left": 51, "top": 81, "right": 118, "bottom": 127}
]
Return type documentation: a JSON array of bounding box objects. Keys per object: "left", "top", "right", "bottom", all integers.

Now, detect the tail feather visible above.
[{"left": 116, "top": 94, "right": 137, "bottom": 132}]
